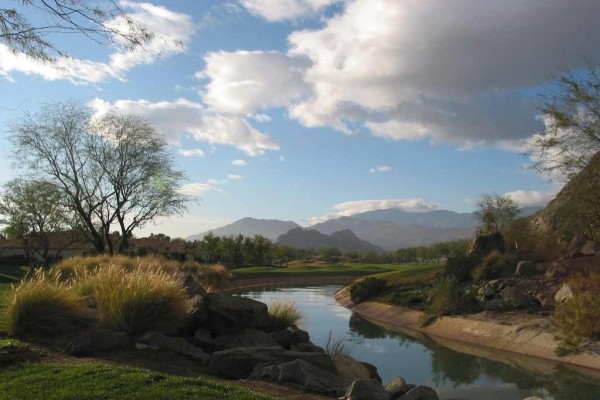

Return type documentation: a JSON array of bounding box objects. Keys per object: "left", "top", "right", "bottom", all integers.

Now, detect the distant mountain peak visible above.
[{"left": 187, "top": 217, "right": 300, "bottom": 242}]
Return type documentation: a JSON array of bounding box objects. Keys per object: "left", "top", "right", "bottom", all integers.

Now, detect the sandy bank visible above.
[{"left": 334, "top": 287, "right": 600, "bottom": 379}]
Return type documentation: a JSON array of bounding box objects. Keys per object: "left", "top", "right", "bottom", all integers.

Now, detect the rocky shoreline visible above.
[{"left": 334, "top": 287, "right": 600, "bottom": 379}]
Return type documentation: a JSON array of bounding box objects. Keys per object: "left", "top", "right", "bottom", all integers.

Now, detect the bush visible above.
[
  {"left": 472, "top": 251, "right": 516, "bottom": 281},
  {"left": 55, "top": 255, "right": 180, "bottom": 279},
  {"left": 183, "top": 262, "right": 231, "bottom": 292},
  {"left": 5, "top": 270, "right": 89, "bottom": 337},
  {"left": 268, "top": 298, "right": 303, "bottom": 331},
  {"left": 349, "top": 277, "right": 386, "bottom": 303},
  {"left": 553, "top": 272, "right": 600, "bottom": 344},
  {"left": 425, "top": 277, "right": 461, "bottom": 317},
  {"left": 445, "top": 253, "right": 480, "bottom": 282},
  {"left": 79, "top": 265, "right": 189, "bottom": 334}
]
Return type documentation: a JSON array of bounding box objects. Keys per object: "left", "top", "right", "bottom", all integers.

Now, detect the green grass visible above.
[
  {"left": 232, "top": 262, "right": 425, "bottom": 278},
  {"left": 0, "top": 363, "right": 275, "bottom": 400},
  {"left": 370, "top": 264, "right": 444, "bottom": 285}
]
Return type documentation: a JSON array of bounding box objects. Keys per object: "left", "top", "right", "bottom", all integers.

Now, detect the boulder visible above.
[
  {"left": 500, "top": 287, "right": 532, "bottom": 309},
  {"left": 536, "top": 290, "right": 556, "bottom": 309},
  {"left": 269, "top": 327, "right": 310, "bottom": 348},
  {"left": 345, "top": 379, "right": 390, "bottom": 400},
  {"left": 554, "top": 283, "right": 574, "bottom": 304},
  {"left": 192, "top": 328, "right": 215, "bottom": 351},
  {"left": 177, "top": 295, "right": 209, "bottom": 336},
  {"left": 282, "top": 350, "right": 337, "bottom": 374},
  {"left": 139, "top": 331, "right": 209, "bottom": 364},
  {"left": 478, "top": 285, "right": 495, "bottom": 300},
  {"left": 397, "top": 385, "right": 439, "bottom": 400},
  {"left": 515, "top": 261, "right": 536, "bottom": 277},
  {"left": 214, "top": 328, "right": 281, "bottom": 350},
  {"left": 69, "top": 329, "right": 129, "bottom": 355},
  {"left": 384, "top": 376, "right": 409, "bottom": 399},
  {"left": 333, "top": 355, "right": 371, "bottom": 382},
  {"left": 580, "top": 240, "right": 600, "bottom": 257},
  {"left": 544, "top": 262, "right": 567, "bottom": 280},
  {"left": 250, "top": 359, "right": 348, "bottom": 396},
  {"left": 208, "top": 346, "right": 284, "bottom": 379},
  {"left": 204, "top": 293, "right": 270, "bottom": 335},
  {"left": 361, "top": 361, "right": 382, "bottom": 384},
  {"left": 290, "top": 341, "right": 325, "bottom": 353},
  {"left": 468, "top": 231, "right": 505, "bottom": 256},
  {"left": 177, "top": 272, "right": 207, "bottom": 298}
]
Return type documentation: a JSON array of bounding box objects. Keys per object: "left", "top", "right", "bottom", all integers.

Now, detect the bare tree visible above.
[
  {"left": 0, "top": 0, "right": 152, "bottom": 62},
  {"left": 10, "top": 101, "right": 188, "bottom": 254}
]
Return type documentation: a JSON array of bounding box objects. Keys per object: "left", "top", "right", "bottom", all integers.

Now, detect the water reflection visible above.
[{"left": 243, "top": 285, "right": 600, "bottom": 400}]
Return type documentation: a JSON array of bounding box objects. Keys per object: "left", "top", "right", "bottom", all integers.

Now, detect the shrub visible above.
[
  {"left": 472, "top": 251, "right": 516, "bottom": 281},
  {"left": 349, "top": 277, "right": 386, "bottom": 303},
  {"left": 426, "top": 277, "right": 461, "bottom": 317},
  {"left": 553, "top": 272, "right": 600, "bottom": 345},
  {"left": 183, "top": 262, "right": 231, "bottom": 292},
  {"left": 268, "top": 298, "right": 303, "bottom": 331},
  {"left": 445, "top": 253, "right": 480, "bottom": 282},
  {"left": 55, "top": 255, "right": 181, "bottom": 279},
  {"left": 325, "top": 331, "right": 352, "bottom": 357},
  {"left": 5, "top": 270, "right": 89, "bottom": 337},
  {"left": 80, "top": 266, "right": 189, "bottom": 334}
]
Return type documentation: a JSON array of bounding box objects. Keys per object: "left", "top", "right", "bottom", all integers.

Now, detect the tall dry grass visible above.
[
  {"left": 5, "top": 270, "right": 89, "bottom": 337},
  {"left": 79, "top": 265, "right": 190, "bottom": 334},
  {"left": 54, "top": 254, "right": 181, "bottom": 279},
  {"left": 268, "top": 298, "right": 303, "bottom": 331},
  {"left": 182, "top": 262, "right": 231, "bottom": 292}
]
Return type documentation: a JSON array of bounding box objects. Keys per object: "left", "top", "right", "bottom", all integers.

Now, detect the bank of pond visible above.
[{"left": 242, "top": 285, "right": 600, "bottom": 400}]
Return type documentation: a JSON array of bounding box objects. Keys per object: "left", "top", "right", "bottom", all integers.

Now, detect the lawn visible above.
[
  {"left": 0, "top": 364, "right": 275, "bottom": 400},
  {"left": 232, "top": 262, "right": 433, "bottom": 278}
]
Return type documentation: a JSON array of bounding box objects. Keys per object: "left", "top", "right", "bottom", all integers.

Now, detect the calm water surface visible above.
[{"left": 242, "top": 285, "right": 600, "bottom": 400}]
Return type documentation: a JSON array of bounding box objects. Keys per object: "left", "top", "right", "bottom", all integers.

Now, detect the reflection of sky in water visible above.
[{"left": 242, "top": 286, "right": 600, "bottom": 400}]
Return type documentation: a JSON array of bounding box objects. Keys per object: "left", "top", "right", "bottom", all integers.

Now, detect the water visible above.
[{"left": 242, "top": 285, "right": 600, "bottom": 400}]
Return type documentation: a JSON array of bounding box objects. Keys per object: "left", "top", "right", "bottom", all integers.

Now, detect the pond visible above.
[{"left": 242, "top": 285, "right": 600, "bottom": 400}]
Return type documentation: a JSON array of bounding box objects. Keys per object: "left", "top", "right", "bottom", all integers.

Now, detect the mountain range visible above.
[
  {"left": 187, "top": 207, "right": 543, "bottom": 252},
  {"left": 276, "top": 228, "right": 383, "bottom": 253}
]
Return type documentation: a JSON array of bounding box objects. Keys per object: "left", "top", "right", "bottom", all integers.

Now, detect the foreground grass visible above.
[
  {"left": 232, "top": 262, "right": 428, "bottom": 278},
  {"left": 0, "top": 364, "right": 275, "bottom": 400}
]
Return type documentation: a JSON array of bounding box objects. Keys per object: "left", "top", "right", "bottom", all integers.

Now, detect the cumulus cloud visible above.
[
  {"left": 178, "top": 148, "right": 205, "bottom": 157},
  {"left": 504, "top": 190, "right": 555, "bottom": 208},
  {"left": 201, "top": 51, "right": 309, "bottom": 115},
  {"left": 0, "top": 2, "right": 194, "bottom": 84},
  {"left": 227, "top": 174, "right": 243, "bottom": 180},
  {"left": 232, "top": 159, "right": 249, "bottom": 166},
  {"left": 89, "top": 98, "right": 279, "bottom": 156},
  {"left": 199, "top": 0, "right": 600, "bottom": 147},
  {"left": 370, "top": 166, "right": 391, "bottom": 173},
  {"left": 307, "top": 198, "right": 439, "bottom": 225},
  {"left": 239, "top": 0, "right": 339, "bottom": 21}
]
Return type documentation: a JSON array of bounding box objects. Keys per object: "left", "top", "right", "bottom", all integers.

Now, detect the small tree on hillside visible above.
[{"left": 475, "top": 194, "right": 519, "bottom": 233}]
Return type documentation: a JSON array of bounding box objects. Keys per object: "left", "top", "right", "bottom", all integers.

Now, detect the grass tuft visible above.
[
  {"left": 183, "top": 262, "right": 231, "bottom": 292},
  {"left": 4, "top": 269, "right": 89, "bottom": 338},
  {"left": 268, "top": 298, "right": 303, "bottom": 331},
  {"left": 325, "top": 331, "right": 352, "bottom": 357}
]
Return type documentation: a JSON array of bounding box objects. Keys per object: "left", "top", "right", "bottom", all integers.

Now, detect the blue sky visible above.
[{"left": 1, "top": 0, "right": 599, "bottom": 238}]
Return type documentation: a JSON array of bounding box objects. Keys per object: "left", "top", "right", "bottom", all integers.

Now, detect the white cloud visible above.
[
  {"left": 279, "top": 155, "right": 285, "bottom": 162},
  {"left": 201, "top": 51, "right": 309, "bottom": 115},
  {"left": 232, "top": 159, "right": 249, "bottom": 166},
  {"left": 370, "top": 165, "right": 391, "bottom": 173},
  {"left": 89, "top": 98, "right": 279, "bottom": 156},
  {"left": 239, "top": 0, "right": 339, "bottom": 21},
  {"left": 307, "top": 198, "right": 439, "bottom": 225},
  {"left": 227, "top": 174, "right": 243, "bottom": 180},
  {"left": 504, "top": 190, "right": 555, "bottom": 208},
  {"left": 0, "top": 2, "right": 194, "bottom": 83},
  {"left": 178, "top": 180, "right": 226, "bottom": 197},
  {"left": 178, "top": 148, "right": 205, "bottom": 157}
]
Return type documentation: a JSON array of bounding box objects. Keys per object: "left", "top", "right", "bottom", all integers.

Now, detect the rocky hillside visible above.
[
  {"left": 276, "top": 228, "right": 383, "bottom": 253},
  {"left": 187, "top": 218, "right": 300, "bottom": 242}
]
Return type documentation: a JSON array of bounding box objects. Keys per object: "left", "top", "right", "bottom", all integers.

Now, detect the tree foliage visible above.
[
  {"left": 9, "top": 101, "right": 188, "bottom": 254},
  {"left": 474, "top": 193, "right": 519, "bottom": 233},
  {"left": 0, "top": 0, "right": 152, "bottom": 62}
]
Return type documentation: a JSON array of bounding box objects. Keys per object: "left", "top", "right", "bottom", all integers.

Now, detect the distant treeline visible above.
[{"left": 133, "top": 233, "right": 470, "bottom": 268}]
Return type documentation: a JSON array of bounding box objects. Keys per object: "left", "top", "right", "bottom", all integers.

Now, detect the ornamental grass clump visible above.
[
  {"left": 5, "top": 269, "right": 89, "bottom": 338},
  {"left": 182, "top": 262, "right": 231, "bottom": 292},
  {"left": 80, "top": 265, "right": 189, "bottom": 335},
  {"left": 268, "top": 298, "right": 303, "bottom": 331}
]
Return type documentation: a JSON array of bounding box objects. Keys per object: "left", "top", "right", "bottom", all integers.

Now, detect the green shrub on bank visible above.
[
  {"left": 79, "top": 265, "right": 189, "bottom": 334},
  {"left": 472, "top": 251, "right": 516, "bottom": 281},
  {"left": 349, "top": 277, "right": 386, "bottom": 303},
  {"left": 5, "top": 270, "right": 89, "bottom": 337},
  {"left": 425, "top": 277, "right": 461, "bottom": 317},
  {"left": 445, "top": 253, "right": 480, "bottom": 281},
  {"left": 554, "top": 272, "right": 600, "bottom": 347},
  {"left": 268, "top": 298, "right": 303, "bottom": 331}
]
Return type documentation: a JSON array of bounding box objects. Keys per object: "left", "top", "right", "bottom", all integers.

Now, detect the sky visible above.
[{"left": 1, "top": 0, "right": 599, "bottom": 238}]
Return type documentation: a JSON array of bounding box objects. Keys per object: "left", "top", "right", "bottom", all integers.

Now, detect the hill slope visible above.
[
  {"left": 187, "top": 217, "right": 300, "bottom": 241},
  {"left": 276, "top": 228, "right": 383, "bottom": 253}
]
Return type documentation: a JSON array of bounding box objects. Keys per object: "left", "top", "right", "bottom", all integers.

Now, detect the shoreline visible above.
[
  {"left": 333, "top": 287, "right": 600, "bottom": 380},
  {"left": 224, "top": 275, "right": 360, "bottom": 294}
]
